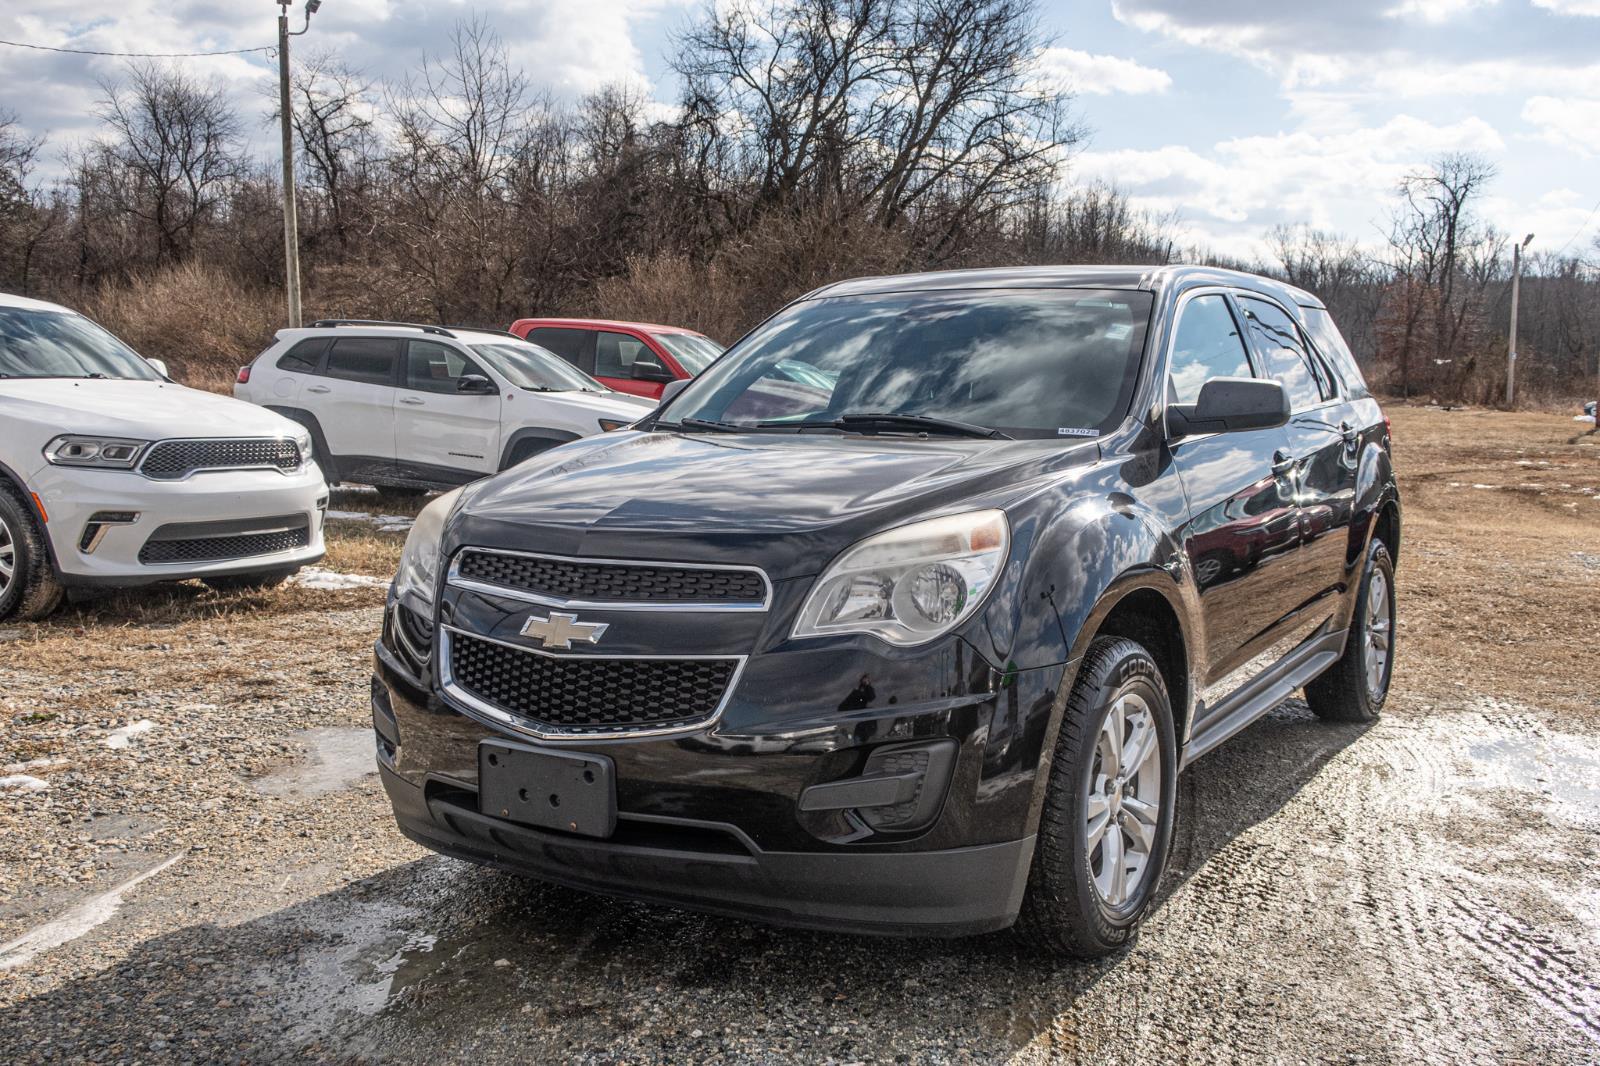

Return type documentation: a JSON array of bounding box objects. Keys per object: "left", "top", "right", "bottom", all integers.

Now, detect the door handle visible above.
[
  {"left": 1271, "top": 450, "right": 1297, "bottom": 475},
  {"left": 306, "top": 385, "right": 330, "bottom": 394},
  {"left": 399, "top": 397, "right": 425, "bottom": 406}
]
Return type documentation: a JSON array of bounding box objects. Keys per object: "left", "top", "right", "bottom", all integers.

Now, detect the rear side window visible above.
[
  {"left": 325, "top": 337, "right": 399, "bottom": 385},
  {"left": 595, "top": 331, "right": 652, "bottom": 378},
  {"left": 276, "top": 338, "right": 327, "bottom": 374},
  {"left": 1301, "top": 307, "right": 1369, "bottom": 399},
  {"left": 1238, "top": 297, "right": 1324, "bottom": 410},
  {"left": 1167, "top": 294, "right": 1254, "bottom": 404},
  {"left": 525, "top": 328, "right": 593, "bottom": 372}
]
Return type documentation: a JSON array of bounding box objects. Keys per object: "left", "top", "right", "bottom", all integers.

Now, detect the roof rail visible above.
[
  {"left": 308, "top": 319, "right": 456, "bottom": 337},
  {"left": 442, "top": 325, "right": 523, "bottom": 340}
]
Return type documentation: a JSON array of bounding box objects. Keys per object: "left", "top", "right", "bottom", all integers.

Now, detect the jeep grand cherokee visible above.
[{"left": 372, "top": 265, "right": 1399, "bottom": 957}]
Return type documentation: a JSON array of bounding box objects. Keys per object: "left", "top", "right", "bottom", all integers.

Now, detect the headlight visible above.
[
  {"left": 597, "top": 418, "right": 631, "bottom": 432},
  {"left": 43, "top": 435, "right": 148, "bottom": 468},
  {"left": 792, "top": 510, "right": 1009, "bottom": 646},
  {"left": 290, "top": 429, "right": 314, "bottom": 460},
  {"left": 393, "top": 487, "right": 463, "bottom": 611}
]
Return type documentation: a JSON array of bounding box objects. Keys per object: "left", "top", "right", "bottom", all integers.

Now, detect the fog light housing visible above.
[{"left": 799, "top": 738, "right": 957, "bottom": 835}]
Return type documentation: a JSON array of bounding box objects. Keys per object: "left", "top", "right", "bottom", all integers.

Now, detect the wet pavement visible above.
[{"left": 1, "top": 696, "right": 1596, "bottom": 1063}]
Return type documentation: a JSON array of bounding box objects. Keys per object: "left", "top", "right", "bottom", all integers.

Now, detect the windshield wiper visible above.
[
  {"left": 759, "top": 412, "right": 1010, "bottom": 440},
  {"left": 670, "top": 417, "right": 747, "bottom": 433}
]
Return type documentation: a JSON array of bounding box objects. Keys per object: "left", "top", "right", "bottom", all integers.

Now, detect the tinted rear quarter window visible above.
[
  {"left": 1300, "top": 307, "right": 1369, "bottom": 399},
  {"left": 325, "top": 337, "right": 399, "bottom": 385},
  {"left": 276, "top": 338, "right": 328, "bottom": 374}
]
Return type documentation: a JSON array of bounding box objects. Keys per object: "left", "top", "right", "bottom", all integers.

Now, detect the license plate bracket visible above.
[{"left": 478, "top": 740, "right": 617, "bottom": 838}]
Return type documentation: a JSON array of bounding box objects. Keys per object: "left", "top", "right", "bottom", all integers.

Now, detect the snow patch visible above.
[
  {"left": 3, "top": 757, "right": 67, "bottom": 774},
  {"left": 105, "top": 720, "right": 155, "bottom": 749},
  {"left": 290, "top": 567, "right": 390, "bottom": 591},
  {"left": 325, "top": 509, "right": 415, "bottom": 533},
  {"left": 0, "top": 775, "right": 49, "bottom": 792},
  {"left": 0, "top": 854, "right": 183, "bottom": 971}
]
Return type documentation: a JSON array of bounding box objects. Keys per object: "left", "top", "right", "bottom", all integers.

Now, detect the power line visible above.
[
  {"left": 1550, "top": 196, "right": 1600, "bottom": 258},
  {"left": 0, "top": 38, "right": 273, "bottom": 59}
]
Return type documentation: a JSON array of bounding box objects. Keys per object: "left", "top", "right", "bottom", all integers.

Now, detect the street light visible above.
[
  {"left": 277, "top": 0, "right": 321, "bottom": 329},
  {"left": 1506, "top": 232, "right": 1533, "bottom": 408}
]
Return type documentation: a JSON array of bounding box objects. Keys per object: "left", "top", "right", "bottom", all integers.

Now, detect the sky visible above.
[{"left": 2, "top": 1, "right": 1597, "bottom": 263}]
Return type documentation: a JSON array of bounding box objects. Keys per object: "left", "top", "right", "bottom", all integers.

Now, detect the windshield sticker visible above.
[
  {"left": 1104, "top": 323, "right": 1133, "bottom": 341},
  {"left": 1057, "top": 427, "right": 1100, "bottom": 438}
]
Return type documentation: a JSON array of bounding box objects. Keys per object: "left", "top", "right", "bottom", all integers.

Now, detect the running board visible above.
[{"left": 1180, "top": 628, "right": 1348, "bottom": 769}]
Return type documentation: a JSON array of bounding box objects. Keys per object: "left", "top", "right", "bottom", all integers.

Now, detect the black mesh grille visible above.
[
  {"left": 448, "top": 631, "right": 735, "bottom": 732},
  {"left": 455, "top": 550, "right": 766, "bottom": 605},
  {"left": 138, "top": 526, "right": 309, "bottom": 564},
  {"left": 141, "top": 438, "right": 301, "bottom": 480}
]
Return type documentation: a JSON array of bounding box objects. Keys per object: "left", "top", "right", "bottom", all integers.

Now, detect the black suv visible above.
[{"left": 374, "top": 265, "right": 1399, "bottom": 957}]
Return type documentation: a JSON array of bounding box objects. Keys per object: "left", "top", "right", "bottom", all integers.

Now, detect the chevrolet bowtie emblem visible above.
[{"left": 520, "top": 611, "right": 609, "bottom": 650}]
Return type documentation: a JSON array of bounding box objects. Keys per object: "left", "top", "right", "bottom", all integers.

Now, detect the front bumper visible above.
[
  {"left": 381, "top": 762, "right": 1033, "bottom": 936},
  {"left": 29, "top": 461, "right": 328, "bottom": 584},
  {"left": 373, "top": 625, "right": 1066, "bottom": 936}
]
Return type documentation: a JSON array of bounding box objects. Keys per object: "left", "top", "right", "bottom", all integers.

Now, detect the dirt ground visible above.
[{"left": 1, "top": 406, "right": 1597, "bottom": 1063}]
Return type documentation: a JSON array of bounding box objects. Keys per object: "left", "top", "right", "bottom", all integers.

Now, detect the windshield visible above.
[
  {"left": 469, "top": 341, "right": 607, "bottom": 392},
  {"left": 664, "top": 288, "right": 1153, "bottom": 439},
  {"left": 0, "top": 307, "right": 163, "bottom": 381},
  {"left": 651, "top": 332, "right": 723, "bottom": 375}
]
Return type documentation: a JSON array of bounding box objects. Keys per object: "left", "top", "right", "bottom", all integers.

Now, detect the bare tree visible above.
[
  {"left": 287, "top": 52, "right": 378, "bottom": 256},
  {"left": 0, "top": 110, "right": 60, "bottom": 292},
  {"left": 94, "top": 63, "right": 245, "bottom": 263}
]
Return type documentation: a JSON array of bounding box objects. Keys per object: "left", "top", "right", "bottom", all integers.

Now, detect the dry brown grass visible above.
[{"left": 76, "top": 262, "right": 283, "bottom": 394}]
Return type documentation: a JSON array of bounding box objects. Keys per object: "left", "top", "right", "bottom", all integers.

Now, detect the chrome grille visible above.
[
  {"left": 453, "top": 548, "right": 768, "bottom": 607},
  {"left": 140, "top": 438, "right": 301, "bottom": 480}
]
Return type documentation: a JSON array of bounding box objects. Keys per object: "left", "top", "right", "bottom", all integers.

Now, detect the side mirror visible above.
[
  {"left": 456, "top": 374, "right": 496, "bottom": 395},
  {"left": 146, "top": 357, "right": 169, "bottom": 378},
  {"left": 1167, "top": 378, "right": 1289, "bottom": 439},
  {"left": 657, "top": 378, "right": 690, "bottom": 409},
  {"left": 631, "top": 359, "right": 675, "bottom": 383}
]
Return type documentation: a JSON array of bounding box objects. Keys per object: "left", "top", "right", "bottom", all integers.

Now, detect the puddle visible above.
[
  {"left": 1468, "top": 736, "right": 1600, "bottom": 824},
  {"left": 254, "top": 728, "right": 378, "bottom": 798}
]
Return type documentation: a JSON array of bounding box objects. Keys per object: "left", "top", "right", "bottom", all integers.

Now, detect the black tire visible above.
[
  {"left": 201, "top": 568, "right": 296, "bottom": 592},
  {"left": 0, "top": 485, "right": 65, "bottom": 622},
  {"left": 1018, "top": 636, "right": 1178, "bottom": 958},
  {"left": 1305, "top": 539, "right": 1395, "bottom": 723}
]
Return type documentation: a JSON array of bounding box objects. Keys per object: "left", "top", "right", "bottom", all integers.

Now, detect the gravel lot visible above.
[{"left": 2, "top": 407, "right": 1597, "bottom": 1063}]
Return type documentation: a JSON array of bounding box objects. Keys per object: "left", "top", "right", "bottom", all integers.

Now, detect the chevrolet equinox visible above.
[{"left": 373, "top": 265, "right": 1400, "bottom": 957}]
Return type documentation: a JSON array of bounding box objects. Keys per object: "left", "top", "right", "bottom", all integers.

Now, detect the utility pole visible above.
[
  {"left": 277, "top": 0, "right": 321, "bottom": 328},
  {"left": 1505, "top": 232, "right": 1533, "bottom": 408}
]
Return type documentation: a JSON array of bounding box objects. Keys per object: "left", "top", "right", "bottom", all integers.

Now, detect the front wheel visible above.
[
  {"left": 0, "top": 487, "right": 65, "bottom": 622},
  {"left": 1019, "top": 636, "right": 1178, "bottom": 958},
  {"left": 1305, "top": 539, "right": 1395, "bottom": 723}
]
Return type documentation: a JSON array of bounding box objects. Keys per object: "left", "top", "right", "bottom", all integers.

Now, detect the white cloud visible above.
[
  {"left": 1522, "top": 96, "right": 1600, "bottom": 155},
  {"left": 1532, "top": 0, "right": 1600, "bottom": 14},
  {"left": 1072, "top": 114, "right": 1506, "bottom": 258},
  {"left": 1036, "top": 47, "right": 1171, "bottom": 95},
  {"left": 1384, "top": 0, "right": 1498, "bottom": 21}
]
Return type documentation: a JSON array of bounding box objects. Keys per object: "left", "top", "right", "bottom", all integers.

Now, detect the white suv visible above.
[
  {"left": 0, "top": 292, "right": 328, "bottom": 621},
  {"left": 235, "top": 321, "right": 654, "bottom": 492}
]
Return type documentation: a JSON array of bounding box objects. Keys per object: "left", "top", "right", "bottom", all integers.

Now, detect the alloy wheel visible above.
[
  {"left": 0, "top": 514, "right": 15, "bottom": 600},
  {"left": 1085, "top": 692, "right": 1163, "bottom": 908},
  {"left": 1364, "top": 567, "right": 1393, "bottom": 698}
]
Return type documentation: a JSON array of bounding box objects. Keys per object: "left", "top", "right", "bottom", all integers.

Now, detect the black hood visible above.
[{"left": 449, "top": 429, "right": 1099, "bottom": 579}]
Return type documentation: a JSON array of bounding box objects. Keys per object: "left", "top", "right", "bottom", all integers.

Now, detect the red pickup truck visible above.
[{"left": 507, "top": 318, "right": 724, "bottom": 399}]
